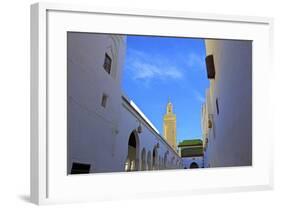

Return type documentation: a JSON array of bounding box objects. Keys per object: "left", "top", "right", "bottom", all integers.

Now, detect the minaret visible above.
[{"left": 163, "top": 98, "right": 177, "bottom": 150}]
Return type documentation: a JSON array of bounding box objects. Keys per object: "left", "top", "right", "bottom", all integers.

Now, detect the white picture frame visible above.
[{"left": 30, "top": 2, "right": 274, "bottom": 205}]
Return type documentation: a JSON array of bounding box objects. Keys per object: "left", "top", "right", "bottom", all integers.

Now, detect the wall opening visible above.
[
  {"left": 141, "top": 148, "right": 147, "bottom": 171},
  {"left": 71, "top": 162, "right": 91, "bottom": 174},
  {"left": 125, "top": 131, "right": 139, "bottom": 171},
  {"left": 152, "top": 147, "right": 158, "bottom": 170},
  {"left": 190, "top": 162, "right": 199, "bottom": 169}
]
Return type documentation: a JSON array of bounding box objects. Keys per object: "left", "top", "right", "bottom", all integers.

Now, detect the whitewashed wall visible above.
[
  {"left": 203, "top": 39, "right": 252, "bottom": 168},
  {"left": 182, "top": 156, "right": 204, "bottom": 169},
  {"left": 67, "top": 32, "right": 126, "bottom": 173}
]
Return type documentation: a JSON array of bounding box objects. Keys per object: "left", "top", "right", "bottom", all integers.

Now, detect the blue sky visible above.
[{"left": 122, "top": 35, "right": 209, "bottom": 143}]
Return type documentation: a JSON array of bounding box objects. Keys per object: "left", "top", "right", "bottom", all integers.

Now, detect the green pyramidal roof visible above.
[{"left": 178, "top": 139, "right": 202, "bottom": 147}]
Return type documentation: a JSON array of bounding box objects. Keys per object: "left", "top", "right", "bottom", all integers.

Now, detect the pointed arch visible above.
[
  {"left": 125, "top": 130, "right": 140, "bottom": 171},
  {"left": 152, "top": 146, "right": 158, "bottom": 170},
  {"left": 164, "top": 151, "right": 169, "bottom": 169}
]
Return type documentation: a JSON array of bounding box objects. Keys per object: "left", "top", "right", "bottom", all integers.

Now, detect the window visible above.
[
  {"left": 103, "top": 53, "right": 112, "bottom": 74},
  {"left": 205, "top": 54, "right": 216, "bottom": 79},
  {"left": 101, "top": 94, "right": 108, "bottom": 108},
  {"left": 216, "top": 98, "right": 219, "bottom": 115},
  {"left": 71, "top": 162, "right": 91, "bottom": 174},
  {"left": 208, "top": 119, "right": 212, "bottom": 128}
]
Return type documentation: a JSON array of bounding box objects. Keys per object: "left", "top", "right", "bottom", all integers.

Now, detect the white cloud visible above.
[
  {"left": 186, "top": 53, "right": 205, "bottom": 71},
  {"left": 193, "top": 90, "right": 205, "bottom": 103},
  {"left": 131, "top": 62, "right": 182, "bottom": 80},
  {"left": 126, "top": 49, "right": 184, "bottom": 82}
]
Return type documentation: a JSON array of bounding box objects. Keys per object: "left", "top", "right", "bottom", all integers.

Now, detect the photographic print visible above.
[{"left": 67, "top": 32, "right": 252, "bottom": 174}]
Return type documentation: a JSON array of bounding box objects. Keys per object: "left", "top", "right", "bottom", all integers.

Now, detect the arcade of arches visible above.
[{"left": 125, "top": 131, "right": 181, "bottom": 172}]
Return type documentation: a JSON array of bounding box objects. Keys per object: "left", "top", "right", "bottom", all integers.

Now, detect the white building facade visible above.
[
  {"left": 67, "top": 32, "right": 182, "bottom": 174},
  {"left": 182, "top": 157, "right": 204, "bottom": 169},
  {"left": 202, "top": 39, "right": 252, "bottom": 168}
]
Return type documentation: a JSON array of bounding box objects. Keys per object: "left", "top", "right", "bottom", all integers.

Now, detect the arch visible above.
[
  {"left": 190, "top": 162, "right": 199, "bottom": 169},
  {"left": 171, "top": 157, "right": 175, "bottom": 169},
  {"left": 125, "top": 131, "right": 140, "bottom": 171},
  {"left": 147, "top": 151, "right": 152, "bottom": 170},
  {"left": 105, "top": 36, "right": 121, "bottom": 78},
  {"left": 158, "top": 156, "right": 161, "bottom": 170},
  {"left": 152, "top": 146, "right": 158, "bottom": 170},
  {"left": 164, "top": 151, "right": 168, "bottom": 169},
  {"left": 141, "top": 148, "right": 147, "bottom": 171}
]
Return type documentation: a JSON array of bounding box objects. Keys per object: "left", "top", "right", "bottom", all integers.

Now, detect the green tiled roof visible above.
[
  {"left": 178, "top": 139, "right": 202, "bottom": 147},
  {"left": 181, "top": 147, "right": 203, "bottom": 157}
]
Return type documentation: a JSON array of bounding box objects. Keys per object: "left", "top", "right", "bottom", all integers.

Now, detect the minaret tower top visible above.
[{"left": 163, "top": 98, "right": 177, "bottom": 150}]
